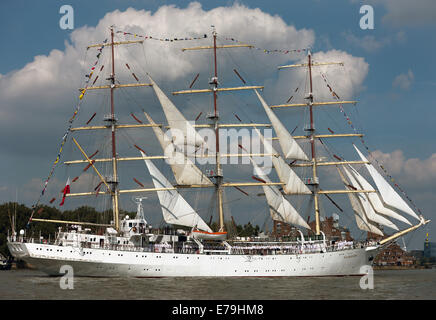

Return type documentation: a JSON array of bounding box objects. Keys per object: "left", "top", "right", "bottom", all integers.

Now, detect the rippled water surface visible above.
[{"left": 0, "top": 268, "right": 435, "bottom": 299}]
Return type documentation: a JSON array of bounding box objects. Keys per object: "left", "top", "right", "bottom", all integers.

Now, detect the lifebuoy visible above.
[{"left": 132, "top": 226, "right": 137, "bottom": 232}]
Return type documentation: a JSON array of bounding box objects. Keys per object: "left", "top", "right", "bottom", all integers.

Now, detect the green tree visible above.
[
  {"left": 0, "top": 202, "right": 32, "bottom": 257},
  {"left": 0, "top": 202, "right": 135, "bottom": 257}
]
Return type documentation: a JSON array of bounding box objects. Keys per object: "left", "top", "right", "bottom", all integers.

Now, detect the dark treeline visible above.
[
  {"left": 0, "top": 202, "right": 261, "bottom": 258},
  {"left": 0, "top": 202, "right": 117, "bottom": 257}
]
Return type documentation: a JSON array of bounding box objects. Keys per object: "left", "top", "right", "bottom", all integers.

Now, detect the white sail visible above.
[
  {"left": 144, "top": 112, "right": 213, "bottom": 186},
  {"left": 339, "top": 168, "right": 384, "bottom": 236},
  {"left": 250, "top": 158, "right": 310, "bottom": 229},
  {"left": 348, "top": 191, "right": 384, "bottom": 236},
  {"left": 347, "top": 165, "right": 412, "bottom": 226},
  {"left": 140, "top": 151, "right": 212, "bottom": 232},
  {"left": 343, "top": 167, "right": 398, "bottom": 231},
  {"left": 148, "top": 75, "right": 206, "bottom": 149},
  {"left": 254, "top": 90, "right": 308, "bottom": 161},
  {"left": 254, "top": 128, "right": 311, "bottom": 194},
  {"left": 353, "top": 145, "right": 420, "bottom": 221}
]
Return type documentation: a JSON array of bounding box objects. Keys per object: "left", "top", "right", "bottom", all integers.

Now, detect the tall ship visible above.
[{"left": 7, "top": 26, "right": 430, "bottom": 277}]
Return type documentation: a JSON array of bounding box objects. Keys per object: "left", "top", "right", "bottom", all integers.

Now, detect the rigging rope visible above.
[
  {"left": 27, "top": 39, "right": 109, "bottom": 226},
  {"left": 220, "top": 35, "right": 309, "bottom": 55},
  {"left": 318, "top": 71, "right": 422, "bottom": 216},
  {"left": 116, "top": 30, "right": 208, "bottom": 42}
]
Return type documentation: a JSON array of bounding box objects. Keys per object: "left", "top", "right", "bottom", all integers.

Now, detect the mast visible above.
[
  {"left": 172, "top": 27, "right": 259, "bottom": 232},
  {"left": 277, "top": 52, "right": 350, "bottom": 236},
  {"left": 307, "top": 50, "right": 321, "bottom": 235},
  {"left": 69, "top": 32, "right": 375, "bottom": 236},
  {"left": 210, "top": 27, "right": 225, "bottom": 232},
  {"left": 109, "top": 26, "right": 120, "bottom": 231}
]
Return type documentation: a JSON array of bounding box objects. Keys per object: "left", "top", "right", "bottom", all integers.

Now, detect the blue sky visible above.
[
  {"left": 0, "top": 0, "right": 435, "bottom": 249},
  {"left": 1, "top": 1, "right": 435, "bottom": 155}
]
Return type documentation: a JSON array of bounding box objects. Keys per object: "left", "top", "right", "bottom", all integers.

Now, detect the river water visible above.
[{"left": 0, "top": 268, "right": 435, "bottom": 300}]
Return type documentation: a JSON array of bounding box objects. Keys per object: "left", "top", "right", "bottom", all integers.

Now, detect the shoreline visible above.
[{"left": 373, "top": 265, "right": 434, "bottom": 270}]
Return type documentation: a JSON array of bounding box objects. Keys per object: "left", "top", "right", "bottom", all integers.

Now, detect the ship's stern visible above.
[{"left": 7, "top": 241, "right": 31, "bottom": 260}]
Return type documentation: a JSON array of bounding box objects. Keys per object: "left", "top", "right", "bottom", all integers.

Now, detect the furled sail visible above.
[
  {"left": 343, "top": 166, "right": 399, "bottom": 231},
  {"left": 347, "top": 165, "right": 411, "bottom": 226},
  {"left": 338, "top": 167, "right": 384, "bottom": 236},
  {"left": 254, "top": 89, "right": 308, "bottom": 161},
  {"left": 140, "top": 150, "right": 212, "bottom": 232},
  {"left": 249, "top": 157, "right": 310, "bottom": 229},
  {"left": 253, "top": 128, "right": 311, "bottom": 194},
  {"left": 144, "top": 112, "right": 213, "bottom": 186},
  {"left": 148, "top": 75, "right": 206, "bottom": 149},
  {"left": 353, "top": 145, "right": 420, "bottom": 221}
]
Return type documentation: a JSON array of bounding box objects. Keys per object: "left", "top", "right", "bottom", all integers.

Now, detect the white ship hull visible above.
[{"left": 8, "top": 241, "right": 378, "bottom": 277}]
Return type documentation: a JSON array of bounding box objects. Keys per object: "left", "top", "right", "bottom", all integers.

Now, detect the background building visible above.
[
  {"left": 373, "top": 242, "right": 416, "bottom": 267},
  {"left": 272, "top": 214, "right": 352, "bottom": 241},
  {"left": 423, "top": 240, "right": 436, "bottom": 258},
  {"left": 410, "top": 250, "right": 424, "bottom": 260}
]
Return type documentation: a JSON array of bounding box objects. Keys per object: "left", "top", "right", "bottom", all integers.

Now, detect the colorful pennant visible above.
[
  {"left": 116, "top": 30, "right": 208, "bottom": 42},
  {"left": 223, "top": 36, "right": 308, "bottom": 55},
  {"left": 27, "top": 37, "right": 109, "bottom": 226}
]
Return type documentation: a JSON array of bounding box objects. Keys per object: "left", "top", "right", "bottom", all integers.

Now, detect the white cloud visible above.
[
  {"left": 342, "top": 31, "right": 388, "bottom": 53},
  {"left": 67, "top": 3, "right": 315, "bottom": 83},
  {"left": 366, "top": 0, "right": 436, "bottom": 26},
  {"left": 312, "top": 50, "right": 369, "bottom": 100},
  {"left": 0, "top": 2, "right": 316, "bottom": 157},
  {"left": 268, "top": 49, "right": 369, "bottom": 104},
  {"left": 392, "top": 69, "right": 414, "bottom": 90},
  {"left": 369, "top": 149, "right": 436, "bottom": 187},
  {"left": 342, "top": 31, "right": 407, "bottom": 53}
]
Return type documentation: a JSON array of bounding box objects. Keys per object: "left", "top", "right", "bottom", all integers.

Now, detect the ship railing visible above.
[
  {"left": 203, "top": 249, "right": 229, "bottom": 254},
  {"left": 15, "top": 236, "right": 370, "bottom": 255},
  {"left": 229, "top": 240, "right": 325, "bottom": 246},
  {"left": 9, "top": 234, "right": 65, "bottom": 246},
  {"left": 14, "top": 236, "right": 58, "bottom": 245},
  {"left": 226, "top": 240, "right": 365, "bottom": 255}
]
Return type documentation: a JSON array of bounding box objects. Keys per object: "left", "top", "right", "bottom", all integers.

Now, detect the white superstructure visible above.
[{"left": 8, "top": 226, "right": 378, "bottom": 277}]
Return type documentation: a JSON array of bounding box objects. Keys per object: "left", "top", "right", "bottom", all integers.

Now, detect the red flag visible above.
[{"left": 59, "top": 178, "right": 71, "bottom": 206}]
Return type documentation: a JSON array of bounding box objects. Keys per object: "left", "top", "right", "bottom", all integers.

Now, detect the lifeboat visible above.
[{"left": 191, "top": 230, "right": 227, "bottom": 241}]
